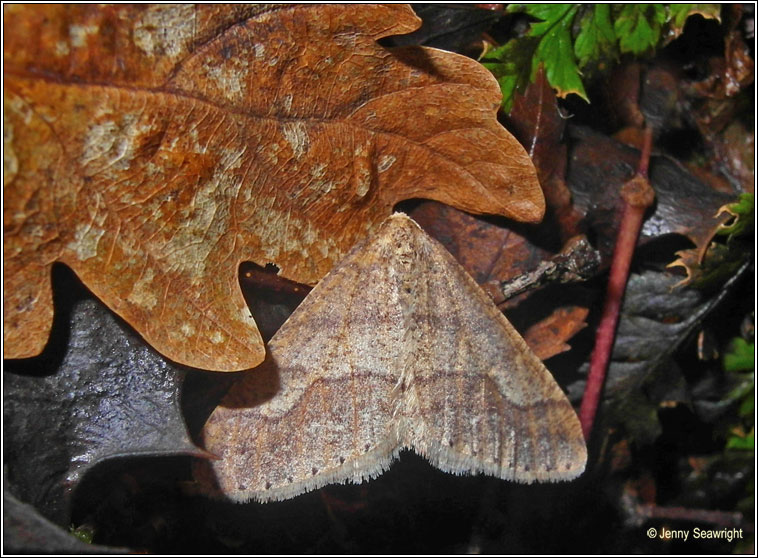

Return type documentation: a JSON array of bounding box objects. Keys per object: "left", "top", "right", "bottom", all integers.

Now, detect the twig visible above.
[
  {"left": 579, "top": 126, "right": 655, "bottom": 440},
  {"left": 490, "top": 234, "right": 601, "bottom": 306}
]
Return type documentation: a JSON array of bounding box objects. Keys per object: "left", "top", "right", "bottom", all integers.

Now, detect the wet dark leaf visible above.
[
  {"left": 685, "top": 5, "right": 754, "bottom": 192},
  {"left": 568, "top": 266, "right": 749, "bottom": 442},
  {"left": 566, "top": 126, "right": 736, "bottom": 261},
  {"left": 381, "top": 4, "right": 501, "bottom": 55},
  {"left": 3, "top": 486, "right": 131, "bottom": 554},
  {"left": 4, "top": 273, "right": 204, "bottom": 525}
]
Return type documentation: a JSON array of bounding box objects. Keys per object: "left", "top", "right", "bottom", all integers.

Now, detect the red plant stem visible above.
[
  {"left": 636, "top": 124, "right": 653, "bottom": 178},
  {"left": 578, "top": 196, "right": 646, "bottom": 438},
  {"left": 579, "top": 127, "right": 655, "bottom": 440}
]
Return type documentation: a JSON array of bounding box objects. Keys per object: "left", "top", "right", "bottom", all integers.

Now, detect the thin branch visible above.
[{"left": 490, "top": 234, "right": 600, "bottom": 306}]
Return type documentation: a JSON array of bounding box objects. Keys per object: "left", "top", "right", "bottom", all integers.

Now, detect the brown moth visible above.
[{"left": 196, "top": 213, "right": 586, "bottom": 502}]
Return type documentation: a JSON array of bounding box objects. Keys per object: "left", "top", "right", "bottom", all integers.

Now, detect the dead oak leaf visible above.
[
  {"left": 409, "top": 201, "right": 552, "bottom": 286},
  {"left": 3, "top": 4, "right": 543, "bottom": 371},
  {"left": 522, "top": 306, "right": 589, "bottom": 361}
]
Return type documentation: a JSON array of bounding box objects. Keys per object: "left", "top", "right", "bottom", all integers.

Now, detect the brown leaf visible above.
[
  {"left": 607, "top": 62, "right": 646, "bottom": 130},
  {"left": 3, "top": 4, "right": 543, "bottom": 371},
  {"left": 506, "top": 66, "right": 583, "bottom": 241},
  {"left": 409, "top": 201, "right": 551, "bottom": 286},
  {"left": 692, "top": 32, "right": 754, "bottom": 101},
  {"left": 522, "top": 306, "right": 589, "bottom": 361}
]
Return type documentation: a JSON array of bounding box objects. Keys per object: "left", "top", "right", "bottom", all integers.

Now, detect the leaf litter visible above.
[{"left": 2, "top": 3, "right": 754, "bottom": 553}]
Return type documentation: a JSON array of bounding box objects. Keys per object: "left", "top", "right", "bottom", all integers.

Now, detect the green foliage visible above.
[
  {"left": 716, "top": 193, "right": 754, "bottom": 241},
  {"left": 531, "top": 5, "right": 587, "bottom": 102},
  {"left": 574, "top": 4, "right": 616, "bottom": 68},
  {"left": 482, "top": 4, "right": 586, "bottom": 112},
  {"left": 723, "top": 337, "right": 754, "bottom": 451},
  {"left": 667, "top": 4, "right": 723, "bottom": 34},
  {"left": 613, "top": 4, "right": 668, "bottom": 55},
  {"left": 481, "top": 37, "right": 539, "bottom": 114},
  {"left": 482, "top": 3, "right": 721, "bottom": 111},
  {"left": 668, "top": 190, "right": 753, "bottom": 291},
  {"left": 724, "top": 337, "right": 755, "bottom": 373},
  {"left": 69, "top": 523, "right": 95, "bottom": 545},
  {"left": 726, "top": 429, "right": 754, "bottom": 450}
]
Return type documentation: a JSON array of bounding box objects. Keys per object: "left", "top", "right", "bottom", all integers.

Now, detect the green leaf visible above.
[
  {"left": 509, "top": 4, "right": 575, "bottom": 36},
  {"left": 533, "top": 11, "right": 588, "bottom": 101},
  {"left": 482, "top": 3, "right": 724, "bottom": 109},
  {"left": 574, "top": 4, "right": 617, "bottom": 68},
  {"left": 613, "top": 4, "right": 668, "bottom": 55},
  {"left": 667, "top": 4, "right": 722, "bottom": 41},
  {"left": 502, "top": 4, "right": 588, "bottom": 102},
  {"left": 69, "top": 524, "right": 95, "bottom": 545},
  {"left": 739, "top": 395, "right": 754, "bottom": 418},
  {"left": 716, "top": 193, "right": 754, "bottom": 240},
  {"left": 727, "top": 428, "right": 754, "bottom": 451},
  {"left": 481, "top": 37, "right": 539, "bottom": 112},
  {"left": 724, "top": 338, "right": 755, "bottom": 372}
]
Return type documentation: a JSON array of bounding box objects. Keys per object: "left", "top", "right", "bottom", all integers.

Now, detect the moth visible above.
[{"left": 196, "top": 213, "right": 586, "bottom": 502}]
